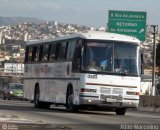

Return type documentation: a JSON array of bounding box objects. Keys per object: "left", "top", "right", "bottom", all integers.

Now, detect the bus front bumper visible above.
[{"left": 79, "top": 95, "right": 139, "bottom": 108}]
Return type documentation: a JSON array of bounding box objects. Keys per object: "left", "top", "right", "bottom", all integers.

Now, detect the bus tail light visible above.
[
  {"left": 126, "top": 91, "right": 139, "bottom": 95},
  {"left": 81, "top": 88, "right": 97, "bottom": 93}
]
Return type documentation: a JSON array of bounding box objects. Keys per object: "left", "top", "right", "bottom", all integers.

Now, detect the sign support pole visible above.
[{"left": 151, "top": 25, "right": 158, "bottom": 96}]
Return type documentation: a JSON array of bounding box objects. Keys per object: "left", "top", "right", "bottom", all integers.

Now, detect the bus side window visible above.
[
  {"left": 35, "top": 46, "right": 40, "bottom": 62},
  {"left": 25, "top": 47, "right": 29, "bottom": 63},
  {"left": 39, "top": 45, "right": 43, "bottom": 62},
  {"left": 72, "top": 40, "right": 82, "bottom": 72},
  {"left": 28, "top": 46, "right": 33, "bottom": 62},
  {"left": 66, "top": 40, "right": 76, "bottom": 60},
  {"left": 49, "top": 43, "right": 56, "bottom": 61},
  {"left": 58, "top": 41, "right": 67, "bottom": 60},
  {"left": 32, "top": 46, "right": 37, "bottom": 62},
  {"left": 42, "top": 44, "right": 49, "bottom": 62}
]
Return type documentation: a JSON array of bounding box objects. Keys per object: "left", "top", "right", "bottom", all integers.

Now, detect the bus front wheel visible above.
[
  {"left": 34, "top": 89, "right": 51, "bottom": 109},
  {"left": 115, "top": 108, "right": 126, "bottom": 115},
  {"left": 66, "top": 87, "right": 79, "bottom": 112},
  {"left": 3, "top": 93, "right": 6, "bottom": 100},
  {"left": 34, "top": 90, "right": 41, "bottom": 108}
]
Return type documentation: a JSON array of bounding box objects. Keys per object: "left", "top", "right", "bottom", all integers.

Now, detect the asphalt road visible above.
[{"left": 0, "top": 99, "right": 160, "bottom": 130}]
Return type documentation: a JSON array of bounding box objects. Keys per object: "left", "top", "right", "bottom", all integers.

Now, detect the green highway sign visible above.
[{"left": 108, "top": 10, "right": 147, "bottom": 41}]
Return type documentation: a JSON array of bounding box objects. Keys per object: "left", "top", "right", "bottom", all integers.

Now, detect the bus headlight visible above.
[{"left": 81, "top": 88, "right": 97, "bottom": 93}]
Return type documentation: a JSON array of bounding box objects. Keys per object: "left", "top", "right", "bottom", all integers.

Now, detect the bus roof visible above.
[{"left": 27, "top": 31, "right": 140, "bottom": 45}]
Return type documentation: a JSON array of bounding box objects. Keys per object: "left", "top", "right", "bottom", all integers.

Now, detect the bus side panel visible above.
[
  {"left": 24, "top": 62, "right": 81, "bottom": 105},
  {"left": 23, "top": 79, "right": 34, "bottom": 101}
]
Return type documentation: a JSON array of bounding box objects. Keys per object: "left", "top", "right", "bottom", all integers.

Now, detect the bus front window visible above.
[
  {"left": 82, "top": 42, "right": 113, "bottom": 72},
  {"left": 114, "top": 43, "right": 139, "bottom": 76},
  {"left": 82, "top": 41, "right": 140, "bottom": 76}
]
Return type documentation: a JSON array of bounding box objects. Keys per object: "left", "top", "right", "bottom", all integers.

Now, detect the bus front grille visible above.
[
  {"left": 100, "top": 87, "right": 111, "bottom": 95},
  {"left": 112, "top": 88, "right": 123, "bottom": 95},
  {"left": 100, "top": 95, "right": 123, "bottom": 102},
  {"left": 100, "top": 87, "right": 123, "bottom": 95}
]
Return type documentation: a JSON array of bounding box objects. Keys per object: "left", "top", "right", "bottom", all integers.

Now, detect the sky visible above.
[{"left": 0, "top": 0, "right": 159, "bottom": 28}]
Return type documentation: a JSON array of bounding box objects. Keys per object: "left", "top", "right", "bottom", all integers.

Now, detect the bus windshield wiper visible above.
[
  {"left": 119, "top": 68, "right": 127, "bottom": 76},
  {"left": 115, "top": 68, "right": 127, "bottom": 76}
]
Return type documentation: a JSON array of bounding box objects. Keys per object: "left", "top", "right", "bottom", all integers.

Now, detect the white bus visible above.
[{"left": 23, "top": 31, "right": 141, "bottom": 115}]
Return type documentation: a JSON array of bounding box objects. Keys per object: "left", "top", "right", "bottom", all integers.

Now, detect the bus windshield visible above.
[{"left": 82, "top": 41, "right": 139, "bottom": 76}]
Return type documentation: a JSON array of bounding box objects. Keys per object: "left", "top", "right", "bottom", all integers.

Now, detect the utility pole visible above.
[{"left": 150, "top": 25, "right": 158, "bottom": 96}]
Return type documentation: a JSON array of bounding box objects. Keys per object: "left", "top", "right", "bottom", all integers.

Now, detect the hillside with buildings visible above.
[
  {"left": 0, "top": 20, "right": 105, "bottom": 66},
  {"left": 0, "top": 17, "right": 44, "bottom": 26},
  {"left": 0, "top": 19, "right": 159, "bottom": 76}
]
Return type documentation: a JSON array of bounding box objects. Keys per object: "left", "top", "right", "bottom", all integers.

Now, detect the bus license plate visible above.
[{"left": 106, "top": 98, "right": 116, "bottom": 102}]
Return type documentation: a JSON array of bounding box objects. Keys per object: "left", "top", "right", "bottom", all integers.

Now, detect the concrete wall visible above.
[
  {"left": 140, "top": 81, "right": 152, "bottom": 95},
  {"left": 140, "top": 75, "right": 160, "bottom": 95},
  {"left": 138, "top": 95, "right": 160, "bottom": 112}
]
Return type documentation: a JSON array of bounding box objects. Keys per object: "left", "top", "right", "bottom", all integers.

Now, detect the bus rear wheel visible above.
[
  {"left": 34, "top": 88, "right": 50, "bottom": 109},
  {"left": 115, "top": 108, "right": 126, "bottom": 115}
]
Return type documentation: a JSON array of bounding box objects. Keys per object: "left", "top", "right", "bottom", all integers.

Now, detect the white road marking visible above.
[{"left": 67, "top": 113, "right": 90, "bottom": 118}]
